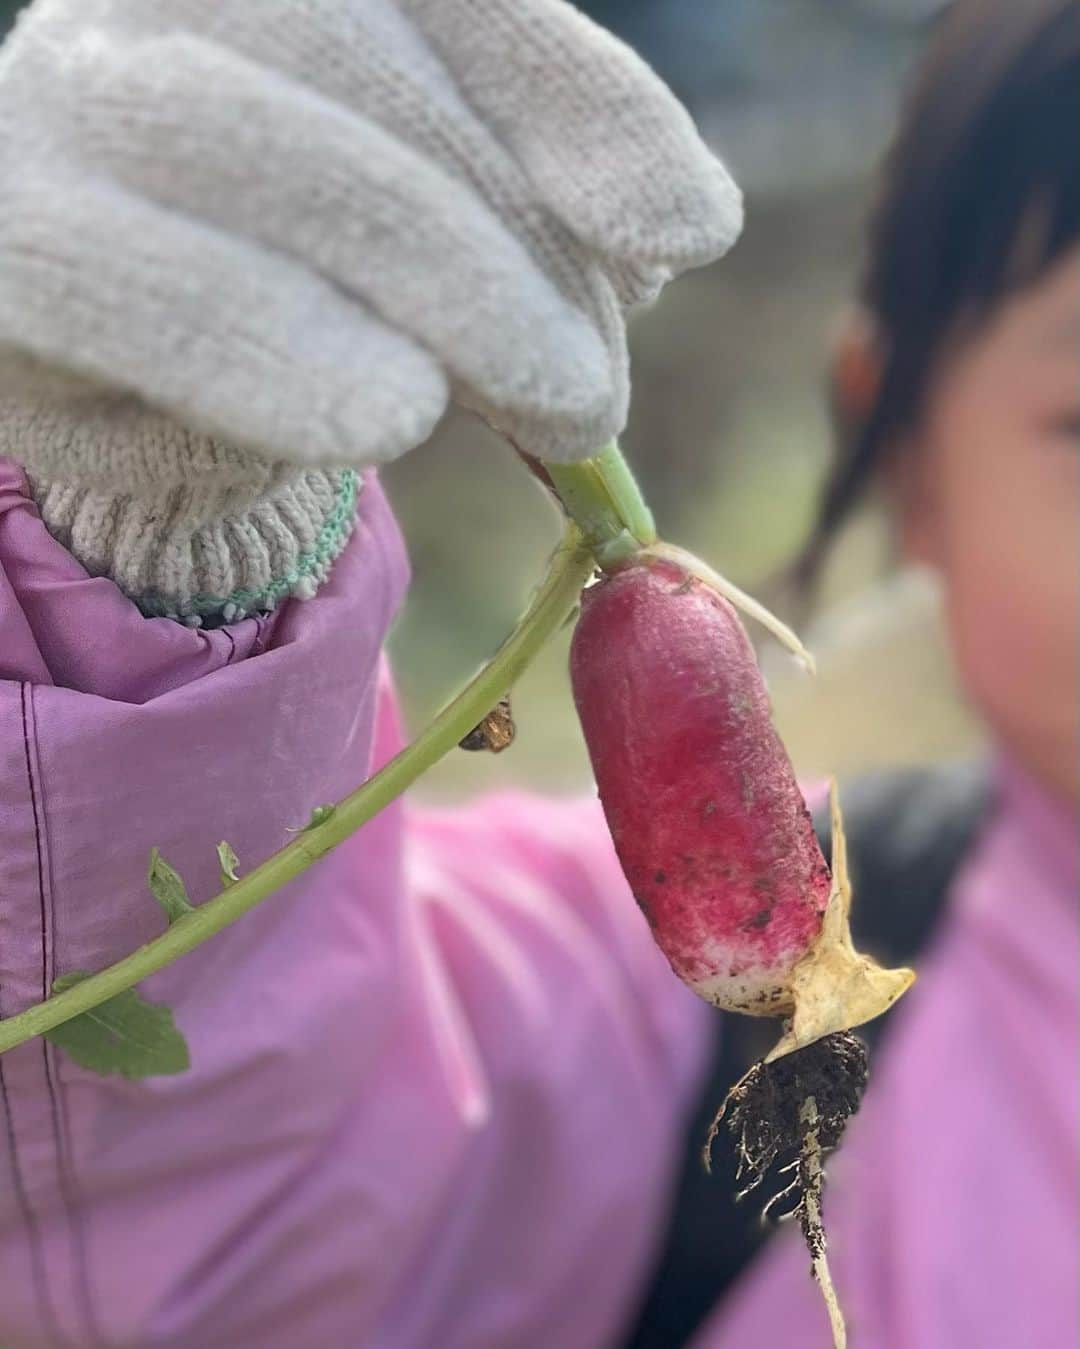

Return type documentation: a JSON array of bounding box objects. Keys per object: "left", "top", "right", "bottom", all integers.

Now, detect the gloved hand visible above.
[{"left": 0, "top": 0, "right": 742, "bottom": 622}]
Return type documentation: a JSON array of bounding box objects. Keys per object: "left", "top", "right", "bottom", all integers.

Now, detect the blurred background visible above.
[
  {"left": 0, "top": 0, "right": 981, "bottom": 797},
  {"left": 381, "top": 0, "right": 981, "bottom": 799}
]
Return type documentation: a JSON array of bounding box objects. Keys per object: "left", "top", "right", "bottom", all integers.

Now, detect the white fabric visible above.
[{"left": 0, "top": 0, "right": 742, "bottom": 615}]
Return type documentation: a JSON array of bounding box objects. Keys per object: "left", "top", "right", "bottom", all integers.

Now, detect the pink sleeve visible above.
[{"left": 384, "top": 784, "right": 713, "bottom": 1346}]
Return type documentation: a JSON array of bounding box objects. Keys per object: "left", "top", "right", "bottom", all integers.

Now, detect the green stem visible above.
[
  {"left": 0, "top": 527, "right": 595, "bottom": 1058},
  {"left": 543, "top": 440, "right": 656, "bottom": 569},
  {"left": 591, "top": 441, "right": 657, "bottom": 546}
]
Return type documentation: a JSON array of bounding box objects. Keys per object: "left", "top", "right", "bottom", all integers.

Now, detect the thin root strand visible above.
[
  {"left": 800, "top": 1096, "right": 846, "bottom": 1349},
  {"left": 704, "top": 1031, "right": 869, "bottom": 1349}
]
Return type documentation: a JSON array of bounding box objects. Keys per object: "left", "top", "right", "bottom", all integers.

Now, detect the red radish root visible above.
[
  {"left": 570, "top": 550, "right": 913, "bottom": 1056},
  {"left": 572, "top": 555, "right": 829, "bottom": 1013}
]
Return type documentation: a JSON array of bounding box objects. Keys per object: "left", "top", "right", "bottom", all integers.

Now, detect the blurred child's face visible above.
[{"left": 896, "top": 247, "right": 1079, "bottom": 804}]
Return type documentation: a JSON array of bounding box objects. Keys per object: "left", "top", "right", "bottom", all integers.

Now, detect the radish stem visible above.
[
  {"left": 590, "top": 441, "right": 658, "bottom": 548},
  {"left": 0, "top": 527, "right": 595, "bottom": 1058},
  {"left": 543, "top": 440, "right": 656, "bottom": 567}
]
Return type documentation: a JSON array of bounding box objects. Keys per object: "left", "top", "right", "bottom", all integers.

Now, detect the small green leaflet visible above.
[
  {"left": 44, "top": 973, "right": 190, "bottom": 1081},
  {"left": 147, "top": 847, "right": 194, "bottom": 924},
  {"left": 286, "top": 803, "right": 337, "bottom": 834},
  {"left": 217, "top": 840, "right": 241, "bottom": 887}
]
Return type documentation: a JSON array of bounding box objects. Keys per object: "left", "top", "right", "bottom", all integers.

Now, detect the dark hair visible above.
[{"left": 798, "top": 0, "right": 1080, "bottom": 587}]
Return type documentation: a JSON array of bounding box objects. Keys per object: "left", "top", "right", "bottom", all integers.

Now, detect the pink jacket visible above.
[
  {"left": 2, "top": 457, "right": 1076, "bottom": 1347},
  {"left": 0, "top": 459, "right": 707, "bottom": 1348}
]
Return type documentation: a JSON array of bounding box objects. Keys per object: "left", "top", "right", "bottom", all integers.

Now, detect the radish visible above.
[
  {"left": 570, "top": 545, "right": 915, "bottom": 1347},
  {"left": 571, "top": 552, "right": 828, "bottom": 1015},
  {"left": 570, "top": 545, "right": 913, "bottom": 1052}
]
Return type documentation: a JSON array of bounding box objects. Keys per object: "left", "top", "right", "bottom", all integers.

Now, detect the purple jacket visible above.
[
  {"left": 0, "top": 458, "right": 705, "bottom": 1348},
  {"left": 1, "top": 457, "right": 1076, "bottom": 1347}
]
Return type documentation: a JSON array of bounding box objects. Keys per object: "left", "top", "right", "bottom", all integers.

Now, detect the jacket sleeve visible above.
[
  {"left": 0, "top": 656, "right": 713, "bottom": 1349},
  {"left": 372, "top": 769, "right": 714, "bottom": 1348}
]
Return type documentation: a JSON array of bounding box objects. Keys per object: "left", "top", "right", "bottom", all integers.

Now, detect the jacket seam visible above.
[
  {"left": 20, "top": 682, "right": 104, "bottom": 1345},
  {"left": 0, "top": 686, "right": 63, "bottom": 1344}
]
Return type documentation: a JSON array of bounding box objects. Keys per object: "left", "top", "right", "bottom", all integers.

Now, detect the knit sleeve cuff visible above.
[{"left": 27, "top": 465, "right": 361, "bottom": 627}]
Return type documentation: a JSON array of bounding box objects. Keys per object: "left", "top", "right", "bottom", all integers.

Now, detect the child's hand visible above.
[{"left": 0, "top": 0, "right": 741, "bottom": 470}]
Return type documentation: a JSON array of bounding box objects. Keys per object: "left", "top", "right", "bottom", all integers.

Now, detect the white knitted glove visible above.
[{"left": 0, "top": 0, "right": 742, "bottom": 623}]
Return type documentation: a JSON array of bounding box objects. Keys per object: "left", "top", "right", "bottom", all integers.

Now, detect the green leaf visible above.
[
  {"left": 286, "top": 804, "right": 337, "bottom": 834},
  {"left": 147, "top": 847, "right": 194, "bottom": 923},
  {"left": 217, "top": 840, "right": 241, "bottom": 887},
  {"left": 45, "top": 974, "right": 190, "bottom": 1080}
]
